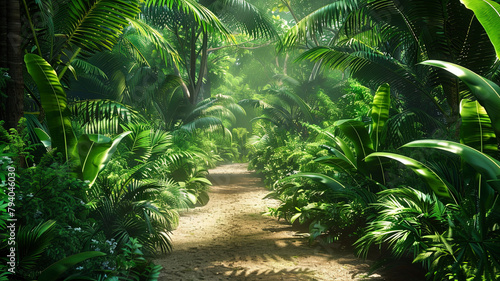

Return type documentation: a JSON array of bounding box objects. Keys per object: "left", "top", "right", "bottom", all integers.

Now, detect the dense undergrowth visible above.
[{"left": 2, "top": 0, "right": 500, "bottom": 280}]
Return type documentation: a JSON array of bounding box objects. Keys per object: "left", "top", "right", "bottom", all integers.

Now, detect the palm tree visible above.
[
  {"left": 280, "top": 0, "right": 497, "bottom": 124},
  {"left": 144, "top": 0, "right": 277, "bottom": 105}
]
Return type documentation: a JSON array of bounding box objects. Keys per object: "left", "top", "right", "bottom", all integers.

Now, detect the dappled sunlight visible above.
[{"left": 156, "top": 164, "right": 381, "bottom": 281}]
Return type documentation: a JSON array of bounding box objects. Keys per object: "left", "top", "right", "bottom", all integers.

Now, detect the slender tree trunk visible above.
[
  {"left": 0, "top": 0, "right": 24, "bottom": 131},
  {"left": 194, "top": 31, "right": 208, "bottom": 104}
]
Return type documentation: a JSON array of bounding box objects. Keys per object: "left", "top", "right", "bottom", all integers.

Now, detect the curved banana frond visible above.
[
  {"left": 460, "top": 99, "right": 498, "bottom": 157},
  {"left": 403, "top": 140, "right": 500, "bottom": 192},
  {"left": 366, "top": 152, "right": 453, "bottom": 200},
  {"left": 421, "top": 60, "right": 500, "bottom": 140},
  {"left": 370, "top": 83, "right": 391, "bottom": 150},
  {"left": 335, "top": 119, "right": 374, "bottom": 160},
  {"left": 461, "top": 0, "right": 500, "bottom": 59},
  {"left": 25, "top": 54, "right": 77, "bottom": 163},
  {"left": 145, "top": 0, "right": 234, "bottom": 41}
]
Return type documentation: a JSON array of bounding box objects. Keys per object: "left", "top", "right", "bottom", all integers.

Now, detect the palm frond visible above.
[
  {"left": 211, "top": 0, "right": 278, "bottom": 39},
  {"left": 127, "top": 17, "right": 180, "bottom": 64},
  {"left": 145, "top": 0, "right": 234, "bottom": 41},
  {"left": 70, "top": 99, "right": 146, "bottom": 135},
  {"left": 279, "top": 0, "right": 359, "bottom": 50},
  {"left": 58, "top": 0, "right": 141, "bottom": 55},
  {"left": 71, "top": 58, "right": 108, "bottom": 79}
]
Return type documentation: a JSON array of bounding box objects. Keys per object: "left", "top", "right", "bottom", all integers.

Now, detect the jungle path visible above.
[{"left": 156, "top": 163, "right": 389, "bottom": 281}]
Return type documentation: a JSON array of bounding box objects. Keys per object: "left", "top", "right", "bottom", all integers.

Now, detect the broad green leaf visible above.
[
  {"left": 366, "top": 152, "right": 452, "bottom": 199},
  {"left": 319, "top": 132, "right": 356, "bottom": 165},
  {"left": 188, "top": 177, "right": 212, "bottom": 186},
  {"left": 290, "top": 212, "right": 302, "bottom": 224},
  {"left": 284, "top": 172, "right": 347, "bottom": 192},
  {"left": 77, "top": 131, "right": 132, "bottom": 186},
  {"left": 335, "top": 119, "right": 374, "bottom": 160},
  {"left": 282, "top": 172, "right": 375, "bottom": 203},
  {"left": 319, "top": 145, "right": 357, "bottom": 170},
  {"left": 460, "top": 99, "right": 497, "bottom": 156},
  {"left": 25, "top": 54, "right": 77, "bottom": 163},
  {"left": 404, "top": 140, "right": 500, "bottom": 192},
  {"left": 370, "top": 83, "right": 391, "bottom": 150},
  {"left": 38, "top": 251, "right": 106, "bottom": 281},
  {"left": 34, "top": 128, "right": 51, "bottom": 148},
  {"left": 316, "top": 155, "right": 356, "bottom": 172},
  {"left": 460, "top": 0, "right": 500, "bottom": 59},
  {"left": 421, "top": 60, "right": 500, "bottom": 142},
  {"left": 335, "top": 119, "right": 385, "bottom": 181}
]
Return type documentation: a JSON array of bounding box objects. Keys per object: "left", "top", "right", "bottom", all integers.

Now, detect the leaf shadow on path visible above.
[{"left": 155, "top": 164, "right": 424, "bottom": 281}]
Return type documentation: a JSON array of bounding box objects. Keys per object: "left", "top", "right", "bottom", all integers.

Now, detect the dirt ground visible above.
[{"left": 155, "top": 163, "right": 423, "bottom": 281}]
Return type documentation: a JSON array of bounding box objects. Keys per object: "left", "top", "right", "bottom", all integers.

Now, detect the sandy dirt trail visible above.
[{"left": 155, "top": 163, "right": 385, "bottom": 281}]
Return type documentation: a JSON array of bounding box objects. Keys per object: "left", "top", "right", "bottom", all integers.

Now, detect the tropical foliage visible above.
[{"left": 2, "top": 0, "right": 500, "bottom": 280}]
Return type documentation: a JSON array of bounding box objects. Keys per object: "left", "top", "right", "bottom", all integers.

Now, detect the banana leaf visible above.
[
  {"left": 283, "top": 172, "right": 376, "bottom": 204},
  {"left": 38, "top": 251, "right": 106, "bottom": 281},
  {"left": 25, "top": 54, "right": 77, "bottom": 163},
  {"left": 77, "top": 131, "right": 132, "bottom": 186},
  {"left": 421, "top": 60, "right": 500, "bottom": 145},
  {"left": 319, "top": 131, "right": 356, "bottom": 165},
  {"left": 34, "top": 128, "right": 51, "bottom": 148},
  {"left": 403, "top": 140, "right": 500, "bottom": 192},
  {"left": 315, "top": 155, "right": 357, "bottom": 173},
  {"left": 335, "top": 119, "right": 374, "bottom": 160},
  {"left": 335, "top": 119, "right": 387, "bottom": 182},
  {"left": 460, "top": 0, "right": 500, "bottom": 59},
  {"left": 460, "top": 99, "right": 497, "bottom": 157},
  {"left": 319, "top": 144, "right": 357, "bottom": 170},
  {"left": 370, "top": 83, "right": 391, "bottom": 150},
  {"left": 366, "top": 152, "right": 453, "bottom": 199},
  {"left": 283, "top": 172, "right": 356, "bottom": 198}
]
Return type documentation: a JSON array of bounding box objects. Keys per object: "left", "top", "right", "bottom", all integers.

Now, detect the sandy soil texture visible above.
[{"left": 155, "top": 163, "right": 420, "bottom": 281}]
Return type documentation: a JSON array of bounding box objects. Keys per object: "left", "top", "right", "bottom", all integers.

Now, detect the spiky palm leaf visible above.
[
  {"left": 55, "top": 0, "right": 141, "bottom": 59},
  {"left": 355, "top": 187, "right": 447, "bottom": 260},
  {"left": 16, "top": 221, "right": 56, "bottom": 271},
  {"left": 145, "top": 0, "right": 233, "bottom": 39},
  {"left": 286, "top": 0, "right": 497, "bottom": 120},
  {"left": 71, "top": 99, "right": 146, "bottom": 135},
  {"left": 208, "top": 0, "right": 278, "bottom": 39},
  {"left": 279, "top": 0, "right": 359, "bottom": 49}
]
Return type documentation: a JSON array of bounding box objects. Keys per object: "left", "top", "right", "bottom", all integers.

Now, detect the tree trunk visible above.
[{"left": 0, "top": 0, "right": 24, "bottom": 131}]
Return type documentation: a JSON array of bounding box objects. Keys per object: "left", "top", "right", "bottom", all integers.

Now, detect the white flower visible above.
[
  {"left": 76, "top": 266, "right": 84, "bottom": 270},
  {"left": 74, "top": 227, "right": 81, "bottom": 232}
]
